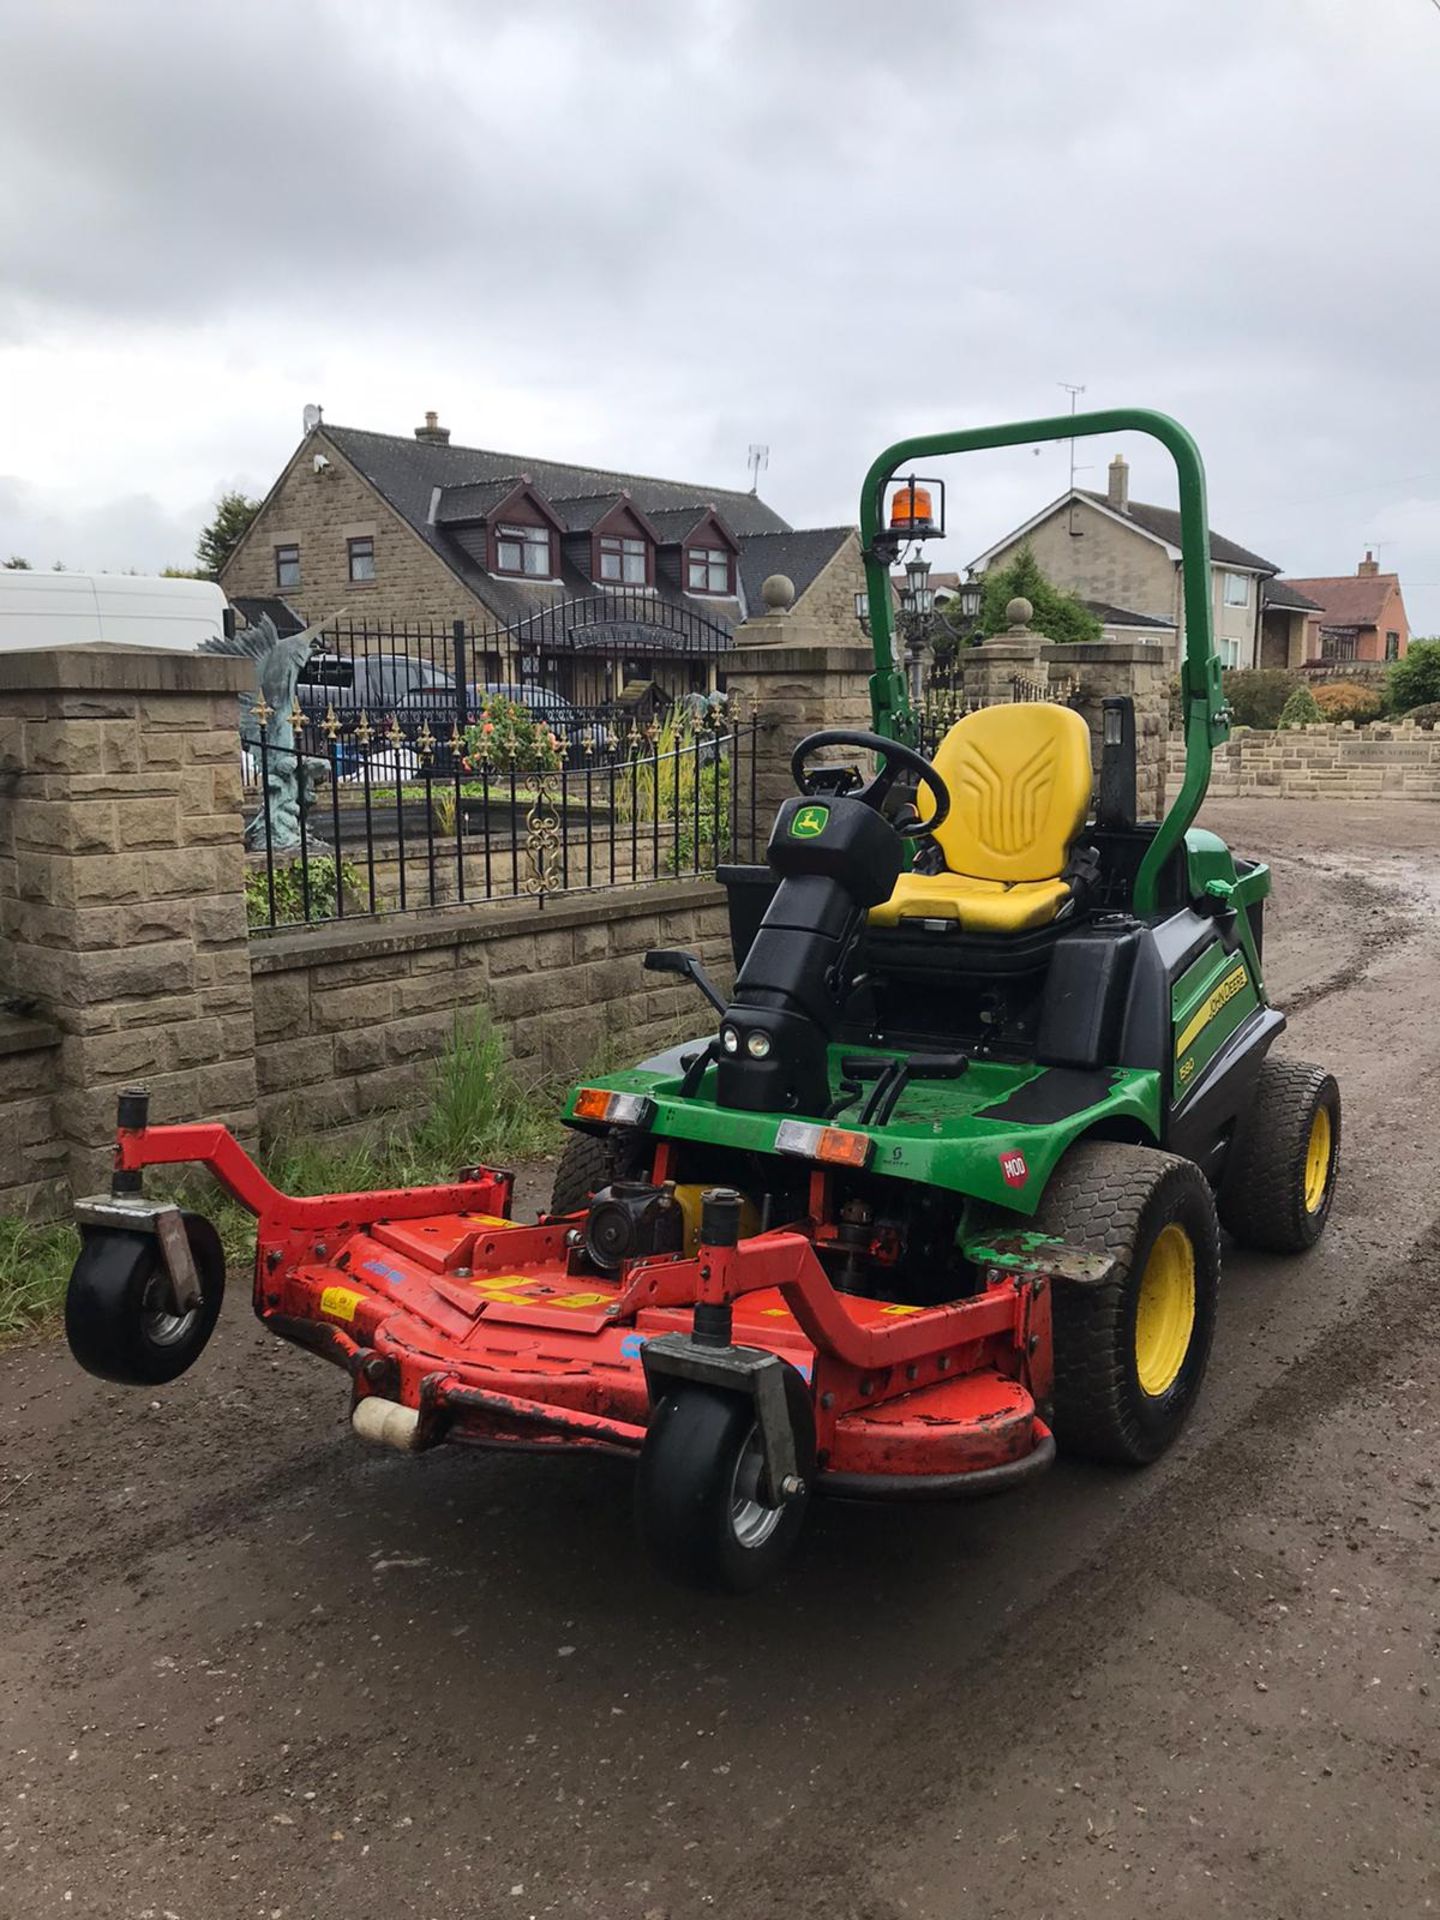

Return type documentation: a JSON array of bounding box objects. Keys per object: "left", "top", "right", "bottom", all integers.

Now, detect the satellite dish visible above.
[{"left": 302, "top": 403, "right": 323, "bottom": 434}]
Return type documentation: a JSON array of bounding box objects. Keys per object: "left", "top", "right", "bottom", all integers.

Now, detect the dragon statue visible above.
[{"left": 202, "top": 610, "right": 338, "bottom": 853}]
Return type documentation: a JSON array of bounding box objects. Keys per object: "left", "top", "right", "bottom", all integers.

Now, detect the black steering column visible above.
[{"left": 714, "top": 731, "right": 951, "bottom": 1116}]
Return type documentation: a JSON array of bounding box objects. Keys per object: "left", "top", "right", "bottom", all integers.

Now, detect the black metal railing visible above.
[
  {"left": 914, "top": 671, "right": 1080, "bottom": 756},
  {"left": 292, "top": 596, "right": 734, "bottom": 761},
  {"left": 243, "top": 706, "right": 763, "bottom": 931}
]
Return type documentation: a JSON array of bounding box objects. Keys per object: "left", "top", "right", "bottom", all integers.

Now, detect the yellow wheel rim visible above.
[
  {"left": 1304, "top": 1106, "right": 1332, "bottom": 1214},
  {"left": 1134, "top": 1224, "right": 1196, "bottom": 1399}
]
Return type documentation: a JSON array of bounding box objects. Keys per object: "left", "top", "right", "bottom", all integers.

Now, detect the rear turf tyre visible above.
[
  {"left": 636, "top": 1367, "right": 815, "bottom": 1593},
  {"left": 1218, "top": 1058, "right": 1340, "bottom": 1253},
  {"left": 549, "top": 1128, "right": 643, "bottom": 1216},
  {"left": 65, "top": 1212, "right": 225, "bottom": 1387},
  {"left": 1034, "top": 1143, "right": 1220, "bottom": 1466}
]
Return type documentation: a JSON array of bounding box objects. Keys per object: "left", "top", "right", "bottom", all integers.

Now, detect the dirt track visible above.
[{"left": 2, "top": 798, "right": 1437, "bottom": 1920}]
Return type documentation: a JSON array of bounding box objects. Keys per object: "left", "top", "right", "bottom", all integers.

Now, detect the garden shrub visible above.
[
  {"left": 1385, "top": 639, "right": 1440, "bottom": 715},
  {"left": 245, "top": 856, "right": 362, "bottom": 928},
  {"left": 461, "top": 694, "right": 563, "bottom": 773},
  {"left": 1277, "top": 685, "right": 1323, "bottom": 729},
  {"left": 1311, "top": 680, "right": 1383, "bottom": 724},
  {"left": 1222, "top": 668, "right": 1299, "bottom": 730}
]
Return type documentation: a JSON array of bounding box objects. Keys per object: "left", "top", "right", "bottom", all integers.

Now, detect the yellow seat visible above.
[{"left": 869, "top": 703, "right": 1093, "bottom": 934}]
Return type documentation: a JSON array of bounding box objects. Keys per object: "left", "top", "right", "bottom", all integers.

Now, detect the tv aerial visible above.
[{"left": 747, "top": 443, "right": 770, "bottom": 493}]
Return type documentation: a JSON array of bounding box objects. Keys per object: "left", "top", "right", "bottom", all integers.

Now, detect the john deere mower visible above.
[{"left": 65, "top": 409, "right": 1340, "bottom": 1591}]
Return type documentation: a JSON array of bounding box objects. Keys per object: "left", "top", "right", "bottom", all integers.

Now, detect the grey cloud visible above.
[{"left": 2, "top": 0, "right": 1439, "bottom": 624}]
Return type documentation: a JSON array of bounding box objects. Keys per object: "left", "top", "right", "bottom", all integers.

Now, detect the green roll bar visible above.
[{"left": 859, "top": 408, "right": 1228, "bottom": 917}]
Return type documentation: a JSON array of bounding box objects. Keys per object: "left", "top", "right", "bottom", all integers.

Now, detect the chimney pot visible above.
[
  {"left": 1357, "top": 549, "right": 1379, "bottom": 576},
  {"left": 1107, "top": 454, "right": 1130, "bottom": 513},
  {"left": 415, "top": 410, "right": 451, "bottom": 445}
]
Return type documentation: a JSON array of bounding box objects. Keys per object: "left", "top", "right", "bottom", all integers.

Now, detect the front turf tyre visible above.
[
  {"left": 1034, "top": 1144, "right": 1221, "bottom": 1466},
  {"left": 636, "top": 1367, "right": 815, "bottom": 1593},
  {"left": 65, "top": 1212, "right": 225, "bottom": 1387},
  {"left": 549, "top": 1127, "right": 644, "bottom": 1216},
  {"left": 1218, "top": 1057, "right": 1340, "bottom": 1254}
]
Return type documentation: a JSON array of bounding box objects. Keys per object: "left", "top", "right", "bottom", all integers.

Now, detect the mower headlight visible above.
[
  {"left": 775, "top": 1119, "right": 873, "bottom": 1169},
  {"left": 721, "top": 1025, "right": 740, "bottom": 1054},
  {"left": 573, "top": 1088, "right": 656, "bottom": 1128},
  {"left": 745, "top": 1031, "right": 772, "bottom": 1059}
]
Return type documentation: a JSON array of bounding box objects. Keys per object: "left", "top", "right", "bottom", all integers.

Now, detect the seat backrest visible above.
[{"left": 923, "top": 703, "right": 1093, "bottom": 884}]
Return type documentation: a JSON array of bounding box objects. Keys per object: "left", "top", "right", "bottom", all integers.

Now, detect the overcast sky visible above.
[{"left": 3, "top": 0, "right": 1439, "bottom": 628}]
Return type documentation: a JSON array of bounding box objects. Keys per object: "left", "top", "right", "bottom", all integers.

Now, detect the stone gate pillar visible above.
[
  {"left": 0, "top": 646, "right": 259, "bottom": 1199},
  {"left": 1042, "top": 637, "right": 1171, "bottom": 821},
  {"left": 962, "top": 598, "right": 1047, "bottom": 705},
  {"left": 720, "top": 575, "right": 876, "bottom": 840}
]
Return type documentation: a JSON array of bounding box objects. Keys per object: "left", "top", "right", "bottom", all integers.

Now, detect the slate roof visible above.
[
  {"left": 228, "top": 593, "right": 306, "bottom": 637},
  {"left": 1077, "top": 490, "right": 1279, "bottom": 573},
  {"left": 1261, "top": 577, "right": 1324, "bottom": 613},
  {"left": 1279, "top": 572, "right": 1400, "bottom": 629},
  {"left": 1082, "top": 599, "right": 1177, "bottom": 630},
  {"left": 646, "top": 505, "right": 736, "bottom": 545},
  {"left": 320, "top": 423, "right": 791, "bottom": 623},
  {"left": 543, "top": 492, "right": 622, "bottom": 532},
  {"left": 431, "top": 477, "right": 528, "bottom": 526},
  {"left": 735, "top": 526, "right": 854, "bottom": 620}
]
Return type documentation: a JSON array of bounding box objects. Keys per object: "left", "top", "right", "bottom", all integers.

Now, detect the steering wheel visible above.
[{"left": 790, "top": 729, "right": 951, "bottom": 839}]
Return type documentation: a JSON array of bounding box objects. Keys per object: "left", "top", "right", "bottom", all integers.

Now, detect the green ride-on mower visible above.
[{"left": 65, "top": 409, "right": 1340, "bottom": 1592}]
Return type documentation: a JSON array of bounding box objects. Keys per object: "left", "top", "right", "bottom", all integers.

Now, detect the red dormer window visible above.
[
  {"left": 687, "top": 546, "right": 733, "bottom": 595},
  {"left": 599, "top": 534, "right": 649, "bottom": 585},
  {"left": 495, "top": 524, "right": 553, "bottom": 577}
]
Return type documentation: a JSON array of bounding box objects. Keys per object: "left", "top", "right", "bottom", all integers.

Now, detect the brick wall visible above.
[
  {"left": 1196, "top": 721, "right": 1440, "bottom": 799},
  {"left": 251, "top": 882, "right": 734, "bottom": 1139},
  {"left": 220, "top": 433, "right": 485, "bottom": 625}
]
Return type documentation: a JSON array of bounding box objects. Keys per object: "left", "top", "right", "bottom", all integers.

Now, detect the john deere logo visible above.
[{"left": 791, "top": 805, "right": 829, "bottom": 839}]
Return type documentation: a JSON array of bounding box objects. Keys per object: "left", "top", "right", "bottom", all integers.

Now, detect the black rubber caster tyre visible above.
[
  {"left": 1033, "top": 1143, "right": 1221, "bottom": 1467},
  {"left": 636, "top": 1365, "right": 815, "bottom": 1593},
  {"left": 1218, "top": 1057, "right": 1340, "bottom": 1254},
  {"left": 65, "top": 1212, "right": 226, "bottom": 1387},
  {"left": 549, "top": 1127, "right": 644, "bottom": 1215}
]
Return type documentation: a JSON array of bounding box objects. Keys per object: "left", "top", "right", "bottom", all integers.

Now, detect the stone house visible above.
[
  {"left": 1276, "top": 553, "right": 1411, "bottom": 668},
  {"left": 968, "top": 454, "right": 1284, "bottom": 670},
  {"left": 220, "top": 409, "right": 864, "bottom": 639}
]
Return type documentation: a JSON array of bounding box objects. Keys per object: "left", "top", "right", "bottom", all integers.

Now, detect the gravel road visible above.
[{"left": 2, "top": 798, "right": 1436, "bottom": 1920}]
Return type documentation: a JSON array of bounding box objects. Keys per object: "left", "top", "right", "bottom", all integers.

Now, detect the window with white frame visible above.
[
  {"left": 495, "top": 524, "right": 552, "bottom": 577},
  {"left": 1222, "top": 570, "right": 1250, "bottom": 607},
  {"left": 1219, "top": 636, "right": 1241, "bottom": 668},
  {"left": 686, "top": 546, "right": 733, "bottom": 594}
]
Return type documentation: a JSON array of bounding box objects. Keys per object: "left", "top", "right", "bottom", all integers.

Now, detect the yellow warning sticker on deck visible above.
[
  {"left": 320, "top": 1286, "right": 362, "bottom": 1323},
  {"left": 473, "top": 1274, "right": 541, "bottom": 1291},
  {"left": 879, "top": 1303, "right": 924, "bottom": 1316},
  {"left": 552, "top": 1292, "right": 611, "bottom": 1309}
]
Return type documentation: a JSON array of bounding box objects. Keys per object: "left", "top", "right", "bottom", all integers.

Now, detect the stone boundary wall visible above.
[
  {"left": 250, "top": 881, "right": 733, "bottom": 1140},
  {"left": 0, "top": 1014, "right": 64, "bottom": 1216},
  {"left": 1172, "top": 722, "right": 1440, "bottom": 799}
]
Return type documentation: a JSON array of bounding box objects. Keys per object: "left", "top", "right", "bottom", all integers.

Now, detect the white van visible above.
[{"left": 0, "top": 570, "right": 233, "bottom": 653}]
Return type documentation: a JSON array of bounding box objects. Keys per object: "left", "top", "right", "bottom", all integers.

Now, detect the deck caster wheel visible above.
[
  {"left": 65, "top": 1213, "right": 226, "bottom": 1387},
  {"left": 636, "top": 1367, "right": 814, "bottom": 1593}
]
